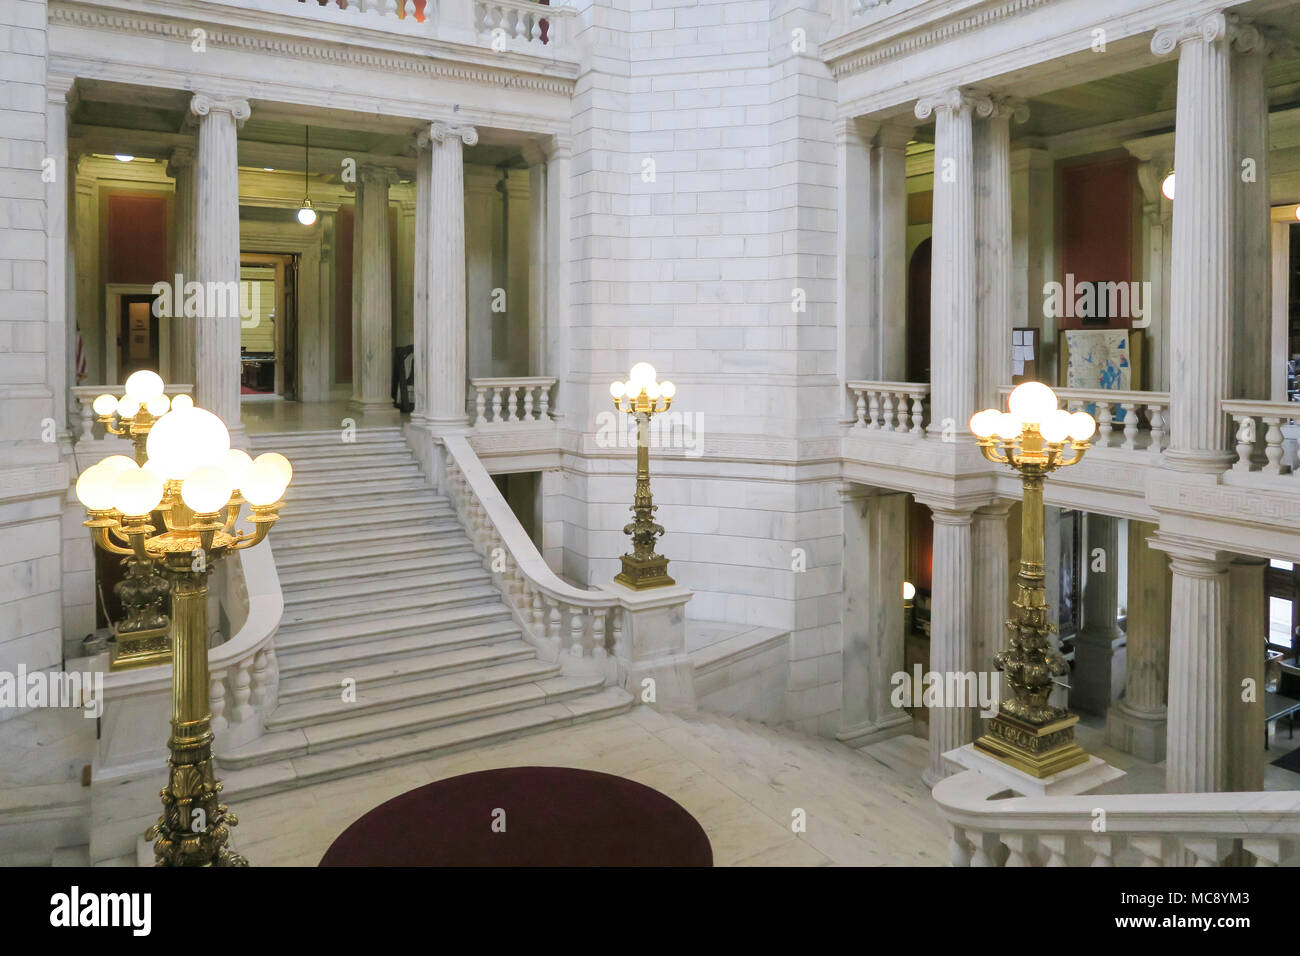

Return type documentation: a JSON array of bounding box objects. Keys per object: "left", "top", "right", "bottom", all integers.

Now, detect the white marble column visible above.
[
  {"left": 168, "top": 145, "right": 197, "bottom": 386},
  {"left": 923, "top": 503, "right": 975, "bottom": 787},
  {"left": 465, "top": 168, "right": 498, "bottom": 383},
  {"left": 351, "top": 164, "right": 397, "bottom": 411},
  {"left": 838, "top": 485, "right": 912, "bottom": 748},
  {"left": 190, "top": 93, "right": 249, "bottom": 438},
  {"left": 972, "top": 502, "right": 1011, "bottom": 736},
  {"left": 1106, "top": 520, "right": 1171, "bottom": 761},
  {"left": 916, "top": 90, "right": 991, "bottom": 435},
  {"left": 395, "top": 191, "right": 416, "bottom": 351},
  {"left": 522, "top": 142, "right": 548, "bottom": 378},
  {"left": 1074, "top": 514, "right": 1124, "bottom": 716},
  {"left": 1009, "top": 147, "right": 1054, "bottom": 364},
  {"left": 1131, "top": 153, "right": 1174, "bottom": 391},
  {"left": 46, "top": 76, "right": 73, "bottom": 433},
  {"left": 419, "top": 120, "right": 477, "bottom": 431},
  {"left": 1152, "top": 14, "right": 1236, "bottom": 472},
  {"left": 973, "top": 98, "right": 1026, "bottom": 409},
  {"left": 1231, "top": 22, "right": 1273, "bottom": 401},
  {"left": 544, "top": 135, "right": 571, "bottom": 422},
  {"left": 504, "top": 169, "right": 530, "bottom": 377},
  {"left": 1272, "top": 217, "right": 1291, "bottom": 403},
  {"left": 836, "top": 116, "right": 872, "bottom": 415},
  {"left": 412, "top": 136, "right": 430, "bottom": 422},
  {"left": 1153, "top": 535, "right": 1229, "bottom": 793},
  {"left": 1226, "top": 555, "right": 1267, "bottom": 791}
]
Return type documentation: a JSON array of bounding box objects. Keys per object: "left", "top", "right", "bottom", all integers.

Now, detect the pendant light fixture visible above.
[{"left": 297, "top": 125, "right": 317, "bottom": 226}]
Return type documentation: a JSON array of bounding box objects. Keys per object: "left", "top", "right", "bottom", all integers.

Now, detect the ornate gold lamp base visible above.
[
  {"left": 615, "top": 552, "right": 675, "bottom": 590},
  {"left": 975, "top": 712, "right": 1089, "bottom": 779},
  {"left": 110, "top": 626, "right": 171, "bottom": 671}
]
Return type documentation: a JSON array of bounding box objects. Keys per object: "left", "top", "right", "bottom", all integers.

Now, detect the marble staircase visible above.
[{"left": 218, "top": 425, "right": 632, "bottom": 800}]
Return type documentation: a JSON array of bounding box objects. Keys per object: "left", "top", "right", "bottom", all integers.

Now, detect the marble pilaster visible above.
[
  {"left": 351, "top": 164, "right": 397, "bottom": 411},
  {"left": 544, "top": 135, "right": 571, "bottom": 422},
  {"left": 167, "top": 145, "right": 197, "bottom": 387},
  {"left": 46, "top": 76, "right": 73, "bottom": 432},
  {"left": 412, "top": 135, "right": 430, "bottom": 422},
  {"left": 190, "top": 93, "right": 249, "bottom": 438},
  {"left": 1106, "top": 520, "right": 1171, "bottom": 761},
  {"left": 916, "top": 90, "right": 990, "bottom": 435},
  {"left": 1073, "top": 513, "right": 1124, "bottom": 716},
  {"left": 1226, "top": 555, "right": 1267, "bottom": 791},
  {"left": 523, "top": 142, "right": 548, "bottom": 379},
  {"left": 922, "top": 504, "right": 976, "bottom": 787},
  {"left": 971, "top": 502, "right": 1012, "bottom": 737}
]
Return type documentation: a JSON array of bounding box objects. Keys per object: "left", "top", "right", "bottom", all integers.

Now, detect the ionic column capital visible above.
[
  {"left": 987, "top": 95, "right": 1029, "bottom": 124},
  {"left": 189, "top": 93, "right": 251, "bottom": 125},
  {"left": 167, "top": 145, "right": 197, "bottom": 179},
  {"left": 358, "top": 164, "right": 399, "bottom": 187},
  {"left": 424, "top": 121, "right": 478, "bottom": 148},
  {"left": 545, "top": 133, "right": 574, "bottom": 161},
  {"left": 1151, "top": 11, "right": 1231, "bottom": 56},
  {"left": 1147, "top": 532, "right": 1230, "bottom": 575},
  {"left": 914, "top": 88, "right": 993, "bottom": 121},
  {"left": 917, "top": 501, "right": 976, "bottom": 526},
  {"left": 520, "top": 139, "right": 548, "bottom": 166},
  {"left": 875, "top": 121, "right": 915, "bottom": 149}
]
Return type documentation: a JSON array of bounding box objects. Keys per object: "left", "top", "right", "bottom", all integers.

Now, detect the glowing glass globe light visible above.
[
  {"left": 170, "top": 394, "right": 194, "bottom": 411},
  {"left": 253, "top": 452, "right": 293, "bottom": 488},
  {"left": 1040, "top": 408, "right": 1073, "bottom": 444},
  {"left": 995, "top": 413, "right": 1021, "bottom": 440},
  {"left": 1161, "top": 172, "right": 1175, "bottom": 201},
  {"left": 660, "top": 380, "right": 676, "bottom": 399},
  {"left": 969, "top": 408, "right": 1002, "bottom": 439},
  {"left": 222, "top": 449, "right": 254, "bottom": 491},
  {"left": 610, "top": 381, "right": 626, "bottom": 399},
  {"left": 145, "top": 406, "right": 231, "bottom": 481},
  {"left": 112, "top": 467, "right": 165, "bottom": 518},
  {"left": 1007, "top": 381, "right": 1057, "bottom": 425},
  {"left": 242, "top": 459, "right": 288, "bottom": 507},
  {"left": 903, "top": 580, "right": 916, "bottom": 601},
  {"left": 145, "top": 394, "right": 171, "bottom": 417},
  {"left": 75, "top": 464, "right": 119, "bottom": 512},
  {"left": 1068, "top": 411, "right": 1097, "bottom": 442},
  {"left": 124, "top": 370, "right": 165, "bottom": 404},
  {"left": 627, "top": 362, "right": 656, "bottom": 390},
  {"left": 645, "top": 382, "right": 662, "bottom": 400},
  {"left": 116, "top": 396, "right": 140, "bottom": 420},
  {"left": 181, "top": 465, "right": 234, "bottom": 515},
  {"left": 92, "top": 393, "right": 119, "bottom": 417},
  {"left": 297, "top": 200, "right": 317, "bottom": 226},
  {"left": 98, "top": 454, "right": 138, "bottom": 475}
]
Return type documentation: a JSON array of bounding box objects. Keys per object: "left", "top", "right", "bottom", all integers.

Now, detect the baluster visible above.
[
  {"left": 909, "top": 391, "right": 925, "bottom": 435},
  {"left": 474, "top": 386, "right": 487, "bottom": 425},
  {"left": 515, "top": 9, "right": 530, "bottom": 40},
  {"left": 867, "top": 390, "right": 880, "bottom": 429},
  {"left": 1185, "top": 838, "right": 1229, "bottom": 867},
  {"left": 530, "top": 11, "right": 542, "bottom": 42},
  {"left": 1130, "top": 836, "right": 1165, "bottom": 866},
  {"left": 531, "top": 588, "right": 546, "bottom": 632},
  {"left": 382, "top": 0, "right": 397, "bottom": 15},
  {"left": 231, "top": 662, "right": 254, "bottom": 724},
  {"left": 1002, "top": 834, "right": 1034, "bottom": 867},
  {"left": 949, "top": 826, "right": 973, "bottom": 867},
  {"left": 1264, "top": 416, "right": 1286, "bottom": 474},
  {"left": 591, "top": 607, "right": 608, "bottom": 661},
  {"left": 490, "top": 387, "right": 502, "bottom": 424},
  {"left": 523, "top": 386, "right": 535, "bottom": 422},
  {"left": 265, "top": 646, "right": 279, "bottom": 712},
  {"left": 80, "top": 398, "right": 95, "bottom": 441},
  {"left": 1096, "top": 402, "right": 1113, "bottom": 446},
  {"left": 880, "top": 392, "right": 895, "bottom": 431},
  {"left": 1232, "top": 415, "right": 1255, "bottom": 471},
  {"left": 250, "top": 648, "right": 270, "bottom": 709},
  {"left": 568, "top": 605, "right": 585, "bottom": 659},
  {"left": 972, "top": 832, "right": 1005, "bottom": 867},
  {"left": 1121, "top": 402, "right": 1138, "bottom": 451},
  {"left": 1040, "top": 835, "right": 1068, "bottom": 867},
  {"left": 546, "top": 598, "right": 562, "bottom": 652},
  {"left": 539, "top": 385, "right": 552, "bottom": 420},
  {"left": 1082, "top": 835, "right": 1116, "bottom": 867},
  {"left": 850, "top": 389, "right": 865, "bottom": 428},
  {"left": 210, "top": 676, "right": 228, "bottom": 734},
  {"left": 1146, "top": 404, "right": 1166, "bottom": 455},
  {"left": 507, "top": 386, "right": 520, "bottom": 422},
  {"left": 611, "top": 608, "right": 626, "bottom": 659},
  {"left": 496, "top": 6, "right": 511, "bottom": 39},
  {"left": 1242, "top": 838, "right": 1282, "bottom": 867}
]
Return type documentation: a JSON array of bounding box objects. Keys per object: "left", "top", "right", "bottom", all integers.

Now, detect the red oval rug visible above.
[{"left": 319, "top": 766, "right": 713, "bottom": 867}]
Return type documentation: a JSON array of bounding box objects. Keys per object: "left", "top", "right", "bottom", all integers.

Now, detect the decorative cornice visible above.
[
  {"left": 828, "top": 0, "right": 1054, "bottom": 78},
  {"left": 49, "top": 2, "right": 578, "bottom": 97}
]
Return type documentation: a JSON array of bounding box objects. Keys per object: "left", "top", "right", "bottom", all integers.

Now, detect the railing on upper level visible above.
[
  {"left": 996, "top": 385, "right": 1171, "bottom": 456},
  {"left": 269, "top": 0, "right": 576, "bottom": 50},
  {"left": 1224, "top": 400, "right": 1300, "bottom": 476},
  {"left": 470, "top": 377, "right": 557, "bottom": 426},
  {"left": 934, "top": 768, "right": 1300, "bottom": 866},
  {"left": 846, "top": 381, "right": 930, "bottom": 433}
]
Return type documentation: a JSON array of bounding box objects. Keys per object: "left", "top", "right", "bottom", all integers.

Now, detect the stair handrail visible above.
[
  {"left": 440, "top": 435, "right": 622, "bottom": 679},
  {"left": 933, "top": 768, "right": 1300, "bottom": 866}
]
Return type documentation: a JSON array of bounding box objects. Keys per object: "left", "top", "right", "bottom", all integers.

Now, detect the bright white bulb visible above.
[
  {"left": 242, "top": 459, "right": 287, "bottom": 506},
  {"left": 170, "top": 394, "right": 194, "bottom": 411},
  {"left": 1161, "top": 172, "right": 1175, "bottom": 201},
  {"left": 112, "top": 467, "right": 164, "bottom": 518},
  {"left": 144, "top": 394, "right": 170, "bottom": 417},
  {"left": 222, "top": 449, "right": 254, "bottom": 490},
  {"left": 610, "top": 381, "right": 626, "bottom": 399},
  {"left": 1068, "top": 411, "right": 1097, "bottom": 442},
  {"left": 660, "top": 381, "right": 676, "bottom": 399},
  {"left": 115, "top": 396, "right": 140, "bottom": 420},
  {"left": 92, "top": 393, "right": 119, "bottom": 417},
  {"left": 627, "top": 362, "right": 656, "bottom": 389},
  {"left": 995, "top": 413, "right": 1022, "bottom": 440},
  {"left": 252, "top": 452, "right": 293, "bottom": 488},
  {"left": 181, "top": 465, "right": 234, "bottom": 514},
  {"left": 1008, "top": 381, "right": 1057, "bottom": 425},
  {"left": 297, "top": 204, "right": 317, "bottom": 226},
  {"left": 124, "top": 370, "right": 165, "bottom": 404},
  {"left": 145, "top": 406, "right": 230, "bottom": 481},
  {"left": 1041, "top": 408, "right": 1072, "bottom": 444},
  {"left": 75, "top": 464, "right": 119, "bottom": 512},
  {"left": 969, "top": 408, "right": 1002, "bottom": 439},
  {"left": 902, "top": 581, "right": 916, "bottom": 601},
  {"left": 114, "top": 154, "right": 134, "bottom": 163},
  {"left": 645, "top": 382, "right": 662, "bottom": 400}
]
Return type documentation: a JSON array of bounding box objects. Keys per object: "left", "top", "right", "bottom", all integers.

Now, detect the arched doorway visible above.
[{"left": 906, "top": 237, "right": 931, "bottom": 384}]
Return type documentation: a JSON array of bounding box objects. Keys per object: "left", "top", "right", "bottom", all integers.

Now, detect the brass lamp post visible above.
[
  {"left": 89, "top": 371, "right": 196, "bottom": 670},
  {"left": 75, "top": 402, "right": 293, "bottom": 866},
  {"left": 609, "top": 362, "right": 677, "bottom": 589},
  {"left": 968, "top": 382, "right": 1096, "bottom": 778}
]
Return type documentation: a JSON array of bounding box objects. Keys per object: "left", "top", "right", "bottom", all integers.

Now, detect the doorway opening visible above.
[{"left": 240, "top": 252, "right": 299, "bottom": 401}]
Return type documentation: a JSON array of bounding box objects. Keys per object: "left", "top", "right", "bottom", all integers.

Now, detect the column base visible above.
[
  {"left": 973, "top": 711, "right": 1090, "bottom": 779},
  {"left": 836, "top": 712, "right": 913, "bottom": 749},
  {"left": 1105, "top": 702, "right": 1167, "bottom": 763},
  {"left": 110, "top": 627, "right": 170, "bottom": 672},
  {"left": 348, "top": 397, "right": 396, "bottom": 413},
  {"left": 1161, "top": 448, "right": 1236, "bottom": 474},
  {"left": 943, "top": 743, "right": 1124, "bottom": 797},
  {"left": 615, "top": 553, "right": 675, "bottom": 590}
]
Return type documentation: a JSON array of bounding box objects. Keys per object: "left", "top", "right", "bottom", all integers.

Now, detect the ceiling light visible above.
[{"left": 115, "top": 154, "right": 134, "bottom": 163}]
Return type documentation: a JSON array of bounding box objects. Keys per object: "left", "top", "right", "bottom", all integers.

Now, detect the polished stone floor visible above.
[{"left": 241, "top": 397, "right": 405, "bottom": 434}]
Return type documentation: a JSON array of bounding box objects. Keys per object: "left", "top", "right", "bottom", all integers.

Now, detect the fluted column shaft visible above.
[
  {"left": 971, "top": 502, "right": 1011, "bottom": 677},
  {"left": 1121, "top": 521, "right": 1171, "bottom": 716},
  {"left": 544, "top": 136, "right": 571, "bottom": 422},
  {"left": 523, "top": 142, "right": 548, "bottom": 378},
  {"left": 46, "top": 77, "right": 72, "bottom": 431},
  {"left": 351, "top": 165, "right": 396, "bottom": 410},
  {"left": 1153, "top": 15, "right": 1235, "bottom": 471},
  {"left": 1232, "top": 25, "right": 1272, "bottom": 399},
  {"left": 924, "top": 505, "right": 975, "bottom": 787},
  {"left": 420, "top": 121, "right": 477, "bottom": 429},
  {"left": 190, "top": 94, "right": 249, "bottom": 436},
  {"left": 1073, "top": 513, "right": 1123, "bottom": 715},
  {"left": 1158, "top": 540, "right": 1229, "bottom": 792},
  {"left": 412, "top": 136, "right": 430, "bottom": 421},
  {"left": 1226, "top": 556, "right": 1267, "bottom": 791},
  {"left": 917, "top": 91, "right": 988, "bottom": 434},
  {"left": 168, "top": 147, "right": 197, "bottom": 386}
]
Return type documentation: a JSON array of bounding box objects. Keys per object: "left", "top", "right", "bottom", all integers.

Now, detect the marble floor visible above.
[{"left": 241, "top": 397, "right": 406, "bottom": 434}]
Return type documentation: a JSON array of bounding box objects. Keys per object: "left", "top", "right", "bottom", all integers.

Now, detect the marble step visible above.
[
  {"left": 282, "top": 565, "right": 493, "bottom": 613},
  {"left": 275, "top": 601, "right": 517, "bottom": 657},
  {"left": 276, "top": 638, "right": 538, "bottom": 703},
  {"left": 250, "top": 428, "right": 404, "bottom": 450},
  {"left": 272, "top": 533, "right": 471, "bottom": 571},
  {"left": 280, "top": 581, "right": 498, "bottom": 631},
  {"left": 266, "top": 656, "right": 562, "bottom": 731},
  {"left": 218, "top": 681, "right": 629, "bottom": 786},
  {"left": 288, "top": 451, "right": 417, "bottom": 473},
  {"left": 271, "top": 518, "right": 465, "bottom": 555},
  {"left": 282, "top": 476, "right": 432, "bottom": 505},
  {"left": 279, "top": 550, "right": 482, "bottom": 590},
  {"left": 273, "top": 502, "right": 453, "bottom": 536},
  {"left": 290, "top": 463, "right": 423, "bottom": 488},
  {"left": 274, "top": 490, "right": 448, "bottom": 520}
]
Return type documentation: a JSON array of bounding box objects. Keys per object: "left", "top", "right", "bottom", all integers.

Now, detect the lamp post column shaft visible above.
[{"left": 636, "top": 411, "right": 650, "bottom": 503}]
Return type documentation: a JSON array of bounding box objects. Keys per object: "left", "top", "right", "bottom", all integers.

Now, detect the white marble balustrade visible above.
[
  {"left": 475, "top": 0, "right": 567, "bottom": 46},
  {"left": 935, "top": 768, "right": 1300, "bottom": 867},
  {"left": 846, "top": 381, "right": 929, "bottom": 433},
  {"left": 1224, "top": 400, "right": 1300, "bottom": 475},
  {"left": 71, "top": 384, "right": 195, "bottom": 442},
  {"left": 470, "top": 377, "right": 557, "bottom": 426},
  {"left": 996, "top": 385, "right": 1171, "bottom": 455}
]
